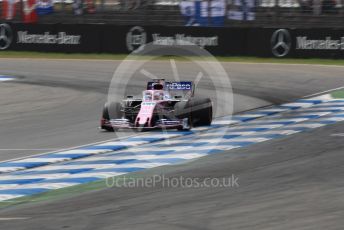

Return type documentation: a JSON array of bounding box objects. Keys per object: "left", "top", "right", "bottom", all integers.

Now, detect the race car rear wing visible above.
[{"left": 147, "top": 79, "right": 194, "bottom": 98}]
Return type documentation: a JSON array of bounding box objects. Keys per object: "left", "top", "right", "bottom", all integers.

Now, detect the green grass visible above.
[
  {"left": 2, "top": 51, "right": 344, "bottom": 65},
  {"left": 0, "top": 51, "right": 129, "bottom": 60},
  {"left": 0, "top": 173, "right": 154, "bottom": 209},
  {"left": 331, "top": 90, "right": 344, "bottom": 99},
  {"left": 0, "top": 180, "right": 107, "bottom": 209}
]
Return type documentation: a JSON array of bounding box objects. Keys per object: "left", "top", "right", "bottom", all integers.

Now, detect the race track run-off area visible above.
[{"left": 0, "top": 94, "right": 343, "bottom": 202}]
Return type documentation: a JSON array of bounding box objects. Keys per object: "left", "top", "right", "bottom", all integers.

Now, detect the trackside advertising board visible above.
[{"left": 1, "top": 23, "right": 344, "bottom": 58}]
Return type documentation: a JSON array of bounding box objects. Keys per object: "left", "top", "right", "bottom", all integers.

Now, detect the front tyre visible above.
[
  {"left": 175, "top": 101, "right": 193, "bottom": 131},
  {"left": 177, "top": 118, "right": 191, "bottom": 131},
  {"left": 190, "top": 98, "right": 213, "bottom": 126},
  {"left": 101, "top": 101, "right": 122, "bottom": 132}
]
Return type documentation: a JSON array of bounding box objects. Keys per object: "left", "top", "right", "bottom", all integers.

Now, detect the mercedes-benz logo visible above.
[
  {"left": 0, "top": 24, "right": 13, "bottom": 50},
  {"left": 271, "top": 29, "right": 291, "bottom": 57},
  {"left": 126, "top": 26, "right": 147, "bottom": 53}
]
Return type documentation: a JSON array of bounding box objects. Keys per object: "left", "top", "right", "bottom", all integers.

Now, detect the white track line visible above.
[
  {"left": 0, "top": 133, "right": 140, "bottom": 164},
  {"left": 303, "top": 85, "right": 344, "bottom": 98}
]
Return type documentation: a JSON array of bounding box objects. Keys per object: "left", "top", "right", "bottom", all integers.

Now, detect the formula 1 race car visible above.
[{"left": 100, "top": 79, "right": 212, "bottom": 131}]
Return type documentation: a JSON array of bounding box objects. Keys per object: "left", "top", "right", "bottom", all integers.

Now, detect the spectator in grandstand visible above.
[
  {"left": 121, "top": 0, "right": 141, "bottom": 10},
  {"left": 180, "top": 0, "right": 196, "bottom": 26},
  {"left": 2, "top": 0, "right": 17, "bottom": 20},
  {"left": 299, "top": 0, "right": 312, "bottom": 13},
  {"left": 228, "top": 0, "right": 255, "bottom": 21},
  {"left": 180, "top": 0, "right": 226, "bottom": 27},
  {"left": 73, "top": 0, "right": 83, "bottom": 15},
  {"left": 321, "top": 0, "right": 338, "bottom": 13},
  {"left": 312, "top": 0, "right": 322, "bottom": 14},
  {"left": 86, "top": 0, "right": 96, "bottom": 13},
  {"left": 209, "top": 0, "right": 226, "bottom": 27}
]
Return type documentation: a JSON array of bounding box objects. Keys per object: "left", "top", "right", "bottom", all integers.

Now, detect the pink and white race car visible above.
[{"left": 101, "top": 79, "right": 212, "bottom": 131}]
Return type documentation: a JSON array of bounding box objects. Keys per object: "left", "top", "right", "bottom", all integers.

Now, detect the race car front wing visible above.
[{"left": 106, "top": 118, "right": 190, "bottom": 130}]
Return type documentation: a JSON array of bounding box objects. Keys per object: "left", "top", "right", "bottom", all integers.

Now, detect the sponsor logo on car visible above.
[{"left": 167, "top": 82, "right": 192, "bottom": 90}]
